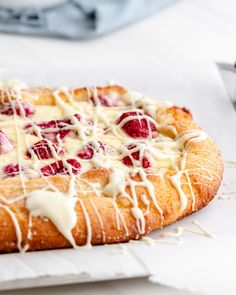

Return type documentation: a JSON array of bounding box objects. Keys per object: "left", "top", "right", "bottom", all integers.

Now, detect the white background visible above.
[{"left": 0, "top": 0, "right": 236, "bottom": 294}]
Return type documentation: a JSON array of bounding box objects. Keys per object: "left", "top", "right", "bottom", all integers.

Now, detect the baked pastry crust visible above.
[{"left": 0, "top": 85, "right": 223, "bottom": 253}]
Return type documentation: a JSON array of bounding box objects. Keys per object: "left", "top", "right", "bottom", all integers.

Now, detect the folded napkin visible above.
[{"left": 0, "top": 0, "right": 175, "bottom": 39}]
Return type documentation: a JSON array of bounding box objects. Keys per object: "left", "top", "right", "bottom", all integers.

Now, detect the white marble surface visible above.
[{"left": 0, "top": 1, "right": 236, "bottom": 294}]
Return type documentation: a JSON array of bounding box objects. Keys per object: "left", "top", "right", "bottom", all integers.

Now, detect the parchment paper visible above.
[{"left": 0, "top": 65, "right": 235, "bottom": 295}]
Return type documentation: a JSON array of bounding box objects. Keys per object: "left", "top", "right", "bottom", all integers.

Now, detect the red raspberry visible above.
[
  {"left": 122, "top": 144, "right": 151, "bottom": 168},
  {"left": 26, "top": 139, "right": 63, "bottom": 160},
  {"left": 40, "top": 158, "right": 81, "bottom": 176},
  {"left": 24, "top": 114, "right": 81, "bottom": 140},
  {"left": 0, "top": 130, "right": 13, "bottom": 154},
  {"left": 73, "top": 114, "right": 81, "bottom": 121},
  {"left": 116, "top": 111, "right": 157, "bottom": 138},
  {"left": 77, "top": 146, "right": 94, "bottom": 159},
  {"left": 77, "top": 141, "right": 107, "bottom": 159},
  {"left": 91, "top": 94, "right": 118, "bottom": 107},
  {"left": 0, "top": 100, "right": 35, "bottom": 117},
  {"left": 3, "top": 163, "right": 26, "bottom": 178}
]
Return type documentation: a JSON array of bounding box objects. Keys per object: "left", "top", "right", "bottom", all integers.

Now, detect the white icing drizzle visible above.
[
  {"left": 53, "top": 87, "right": 87, "bottom": 141},
  {"left": 77, "top": 198, "right": 92, "bottom": 248},
  {"left": 141, "top": 194, "right": 150, "bottom": 215},
  {"left": 141, "top": 236, "right": 181, "bottom": 245},
  {"left": 0, "top": 79, "right": 27, "bottom": 92},
  {"left": 131, "top": 207, "right": 145, "bottom": 234},
  {"left": 8, "top": 92, "right": 27, "bottom": 195},
  {"left": 88, "top": 198, "right": 106, "bottom": 243},
  {"left": 26, "top": 190, "right": 78, "bottom": 248},
  {"left": 141, "top": 220, "right": 214, "bottom": 247},
  {"left": 161, "top": 226, "right": 184, "bottom": 240},
  {"left": 53, "top": 87, "right": 76, "bottom": 117},
  {"left": 138, "top": 169, "right": 163, "bottom": 218},
  {"left": 161, "top": 220, "right": 214, "bottom": 241},
  {"left": 185, "top": 170, "right": 196, "bottom": 210},
  {"left": 191, "top": 220, "right": 214, "bottom": 238},
  {"left": 27, "top": 215, "right": 32, "bottom": 240},
  {"left": 218, "top": 191, "right": 236, "bottom": 200},
  {"left": 117, "top": 112, "right": 159, "bottom": 134},
  {"left": 169, "top": 130, "right": 208, "bottom": 211},
  {"left": 107, "top": 198, "right": 120, "bottom": 230},
  {"left": 170, "top": 171, "right": 187, "bottom": 211},
  {"left": 106, "top": 198, "right": 129, "bottom": 235},
  {"left": 103, "top": 168, "right": 127, "bottom": 199},
  {"left": 135, "top": 96, "right": 173, "bottom": 119},
  {"left": 141, "top": 236, "right": 155, "bottom": 245}
]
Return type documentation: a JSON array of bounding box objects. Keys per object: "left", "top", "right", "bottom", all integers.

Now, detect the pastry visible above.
[{"left": 0, "top": 81, "right": 223, "bottom": 253}]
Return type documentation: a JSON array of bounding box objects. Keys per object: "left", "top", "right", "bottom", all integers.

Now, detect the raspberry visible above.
[
  {"left": 77, "top": 146, "right": 94, "bottom": 159},
  {"left": 0, "top": 100, "right": 35, "bottom": 117},
  {"left": 122, "top": 144, "right": 151, "bottom": 168},
  {"left": 73, "top": 114, "right": 81, "bottom": 121},
  {"left": 91, "top": 94, "right": 118, "bottom": 107},
  {"left": 3, "top": 163, "right": 26, "bottom": 178},
  {"left": 116, "top": 111, "right": 157, "bottom": 138},
  {"left": 24, "top": 114, "right": 81, "bottom": 140},
  {"left": 77, "top": 141, "right": 107, "bottom": 159},
  {"left": 40, "top": 158, "right": 81, "bottom": 176},
  {"left": 26, "top": 140, "right": 63, "bottom": 160},
  {"left": 0, "top": 130, "right": 13, "bottom": 154}
]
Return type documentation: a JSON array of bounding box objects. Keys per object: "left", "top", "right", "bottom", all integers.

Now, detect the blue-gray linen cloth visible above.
[{"left": 0, "top": 0, "right": 175, "bottom": 39}]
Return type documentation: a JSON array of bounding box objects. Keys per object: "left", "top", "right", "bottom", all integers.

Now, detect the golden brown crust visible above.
[
  {"left": 0, "top": 85, "right": 126, "bottom": 105},
  {"left": 0, "top": 86, "right": 223, "bottom": 253}
]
